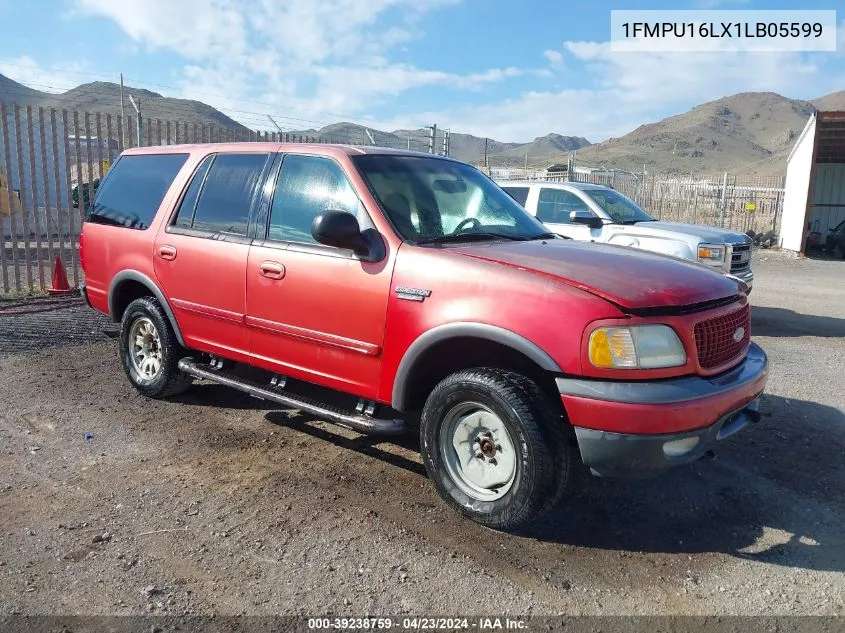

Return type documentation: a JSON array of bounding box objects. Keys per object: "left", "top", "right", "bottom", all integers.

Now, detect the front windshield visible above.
[
  {"left": 353, "top": 154, "right": 551, "bottom": 243},
  {"left": 584, "top": 189, "right": 654, "bottom": 224}
]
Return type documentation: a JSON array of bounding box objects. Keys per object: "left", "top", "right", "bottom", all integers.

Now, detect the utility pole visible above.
[
  {"left": 407, "top": 135, "right": 410, "bottom": 150},
  {"left": 484, "top": 138, "right": 488, "bottom": 168},
  {"left": 119, "top": 73, "right": 126, "bottom": 146},
  {"left": 428, "top": 124, "right": 436, "bottom": 154},
  {"left": 128, "top": 94, "right": 141, "bottom": 147}
]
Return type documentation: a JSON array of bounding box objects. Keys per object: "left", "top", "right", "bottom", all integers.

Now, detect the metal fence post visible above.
[{"left": 718, "top": 171, "right": 728, "bottom": 228}]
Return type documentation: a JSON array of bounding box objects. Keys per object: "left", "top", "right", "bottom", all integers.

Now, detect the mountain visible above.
[
  {"left": 287, "top": 125, "right": 590, "bottom": 163},
  {"left": 0, "top": 74, "right": 246, "bottom": 130},
  {"left": 570, "top": 92, "right": 817, "bottom": 175},
  {"left": 1, "top": 72, "right": 840, "bottom": 175},
  {"left": 0, "top": 73, "right": 45, "bottom": 107},
  {"left": 813, "top": 91, "right": 845, "bottom": 112},
  {"left": 391, "top": 129, "right": 524, "bottom": 162},
  {"left": 495, "top": 133, "right": 591, "bottom": 161}
]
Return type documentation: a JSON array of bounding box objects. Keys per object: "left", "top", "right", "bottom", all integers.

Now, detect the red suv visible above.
[{"left": 80, "top": 143, "right": 768, "bottom": 531}]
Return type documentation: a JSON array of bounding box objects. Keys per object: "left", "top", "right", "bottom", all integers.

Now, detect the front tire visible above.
[
  {"left": 119, "top": 297, "right": 192, "bottom": 398},
  {"left": 420, "top": 368, "right": 571, "bottom": 531}
]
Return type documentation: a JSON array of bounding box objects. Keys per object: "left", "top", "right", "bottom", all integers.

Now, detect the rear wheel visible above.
[
  {"left": 119, "top": 297, "right": 192, "bottom": 398},
  {"left": 835, "top": 242, "right": 844, "bottom": 260},
  {"left": 420, "top": 368, "right": 571, "bottom": 531}
]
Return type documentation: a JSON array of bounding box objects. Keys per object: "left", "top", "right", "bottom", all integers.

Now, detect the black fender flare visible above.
[
  {"left": 391, "top": 322, "right": 562, "bottom": 412},
  {"left": 108, "top": 270, "right": 186, "bottom": 347}
]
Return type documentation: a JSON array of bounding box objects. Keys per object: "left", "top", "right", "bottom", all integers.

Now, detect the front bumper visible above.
[
  {"left": 558, "top": 342, "right": 768, "bottom": 478},
  {"left": 730, "top": 268, "right": 754, "bottom": 293}
]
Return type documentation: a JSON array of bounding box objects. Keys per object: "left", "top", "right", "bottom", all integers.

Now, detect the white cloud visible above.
[
  {"left": 0, "top": 56, "right": 85, "bottom": 93},
  {"left": 17, "top": 3, "right": 843, "bottom": 144},
  {"left": 543, "top": 49, "right": 563, "bottom": 64},
  {"left": 75, "top": 0, "right": 248, "bottom": 60},
  {"left": 398, "top": 42, "right": 841, "bottom": 142},
  {"left": 72, "top": 0, "right": 511, "bottom": 132}
]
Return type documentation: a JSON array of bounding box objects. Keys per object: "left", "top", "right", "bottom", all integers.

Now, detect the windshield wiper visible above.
[
  {"left": 525, "top": 232, "right": 559, "bottom": 240},
  {"left": 416, "top": 232, "right": 525, "bottom": 245}
]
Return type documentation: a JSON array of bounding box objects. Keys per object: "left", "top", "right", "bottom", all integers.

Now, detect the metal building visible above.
[{"left": 780, "top": 110, "right": 845, "bottom": 255}]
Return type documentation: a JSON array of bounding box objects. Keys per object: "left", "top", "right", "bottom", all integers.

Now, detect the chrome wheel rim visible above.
[
  {"left": 439, "top": 402, "right": 517, "bottom": 501},
  {"left": 128, "top": 317, "right": 163, "bottom": 380}
]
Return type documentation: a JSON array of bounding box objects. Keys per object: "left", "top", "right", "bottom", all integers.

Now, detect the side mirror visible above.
[
  {"left": 312, "top": 210, "right": 368, "bottom": 253},
  {"left": 570, "top": 210, "right": 603, "bottom": 229}
]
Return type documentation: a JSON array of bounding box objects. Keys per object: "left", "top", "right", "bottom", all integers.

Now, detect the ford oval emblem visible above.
[{"left": 733, "top": 327, "right": 745, "bottom": 342}]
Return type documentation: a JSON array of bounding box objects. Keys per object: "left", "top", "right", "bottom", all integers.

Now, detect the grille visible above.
[
  {"left": 730, "top": 243, "right": 752, "bottom": 274},
  {"left": 694, "top": 303, "right": 751, "bottom": 370}
]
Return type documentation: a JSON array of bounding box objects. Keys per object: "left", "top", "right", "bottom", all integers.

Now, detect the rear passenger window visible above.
[
  {"left": 87, "top": 154, "right": 188, "bottom": 230},
  {"left": 536, "top": 188, "right": 591, "bottom": 224},
  {"left": 173, "top": 156, "right": 213, "bottom": 228},
  {"left": 191, "top": 153, "right": 270, "bottom": 235}
]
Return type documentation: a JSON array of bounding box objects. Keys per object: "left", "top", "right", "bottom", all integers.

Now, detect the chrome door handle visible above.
[
  {"left": 158, "top": 245, "right": 177, "bottom": 261},
  {"left": 259, "top": 261, "right": 285, "bottom": 280}
]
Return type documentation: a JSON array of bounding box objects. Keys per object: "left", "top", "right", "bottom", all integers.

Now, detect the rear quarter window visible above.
[
  {"left": 501, "top": 186, "right": 530, "bottom": 207},
  {"left": 86, "top": 153, "right": 189, "bottom": 230}
]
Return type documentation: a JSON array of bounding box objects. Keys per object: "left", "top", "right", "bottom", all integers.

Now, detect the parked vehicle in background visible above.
[
  {"left": 72, "top": 178, "right": 100, "bottom": 209},
  {"left": 79, "top": 144, "right": 767, "bottom": 531},
  {"left": 824, "top": 219, "right": 845, "bottom": 259},
  {"left": 500, "top": 181, "right": 755, "bottom": 292}
]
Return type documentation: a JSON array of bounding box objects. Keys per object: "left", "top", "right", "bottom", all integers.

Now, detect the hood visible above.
[
  {"left": 451, "top": 239, "right": 742, "bottom": 311},
  {"left": 634, "top": 221, "right": 751, "bottom": 244}
]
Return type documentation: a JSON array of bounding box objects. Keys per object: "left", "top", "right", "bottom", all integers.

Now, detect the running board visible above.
[{"left": 177, "top": 358, "right": 406, "bottom": 436}]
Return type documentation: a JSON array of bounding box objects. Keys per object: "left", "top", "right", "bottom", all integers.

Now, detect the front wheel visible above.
[
  {"left": 420, "top": 368, "right": 571, "bottom": 531},
  {"left": 119, "top": 297, "right": 192, "bottom": 398}
]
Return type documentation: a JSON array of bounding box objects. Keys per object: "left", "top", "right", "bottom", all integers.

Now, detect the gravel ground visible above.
[{"left": 0, "top": 251, "right": 843, "bottom": 616}]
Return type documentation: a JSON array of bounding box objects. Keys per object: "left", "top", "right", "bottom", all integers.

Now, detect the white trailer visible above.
[{"left": 779, "top": 110, "right": 845, "bottom": 255}]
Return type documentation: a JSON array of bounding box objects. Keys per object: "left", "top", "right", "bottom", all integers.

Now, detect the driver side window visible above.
[
  {"left": 268, "top": 155, "right": 359, "bottom": 244},
  {"left": 537, "top": 188, "right": 591, "bottom": 224}
]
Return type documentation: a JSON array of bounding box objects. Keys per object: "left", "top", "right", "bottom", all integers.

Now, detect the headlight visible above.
[
  {"left": 698, "top": 244, "right": 726, "bottom": 267},
  {"left": 589, "top": 325, "right": 686, "bottom": 369}
]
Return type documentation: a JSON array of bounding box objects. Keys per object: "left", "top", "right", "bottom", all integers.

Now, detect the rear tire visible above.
[
  {"left": 419, "top": 368, "right": 571, "bottom": 531},
  {"left": 835, "top": 243, "right": 844, "bottom": 260},
  {"left": 119, "top": 297, "right": 192, "bottom": 398}
]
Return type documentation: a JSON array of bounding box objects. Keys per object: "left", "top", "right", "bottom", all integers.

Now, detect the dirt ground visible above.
[{"left": 0, "top": 251, "right": 843, "bottom": 617}]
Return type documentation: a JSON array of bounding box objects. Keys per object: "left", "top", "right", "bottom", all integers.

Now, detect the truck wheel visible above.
[
  {"left": 835, "top": 243, "right": 845, "bottom": 259},
  {"left": 420, "top": 368, "right": 570, "bottom": 531},
  {"left": 119, "top": 297, "right": 192, "bottom": 399}
]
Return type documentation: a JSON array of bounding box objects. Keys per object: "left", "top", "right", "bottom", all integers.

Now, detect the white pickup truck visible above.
[{"left": 499, "top": 180, "right": 754, "bottom": 292}]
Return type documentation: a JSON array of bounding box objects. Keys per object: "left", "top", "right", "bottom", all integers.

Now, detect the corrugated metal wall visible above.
[{"left": 809, "top": 163, "right": 845, "bottom": 238}]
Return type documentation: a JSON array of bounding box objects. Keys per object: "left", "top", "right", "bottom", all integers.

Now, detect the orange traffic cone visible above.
[{"left": 47, "top": 256, "right": 75, "bottom": 295}]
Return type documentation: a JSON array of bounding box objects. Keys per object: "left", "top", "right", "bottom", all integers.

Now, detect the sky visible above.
[{"left": 0, "top": 0, "right": 843, "bottom": 143}]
